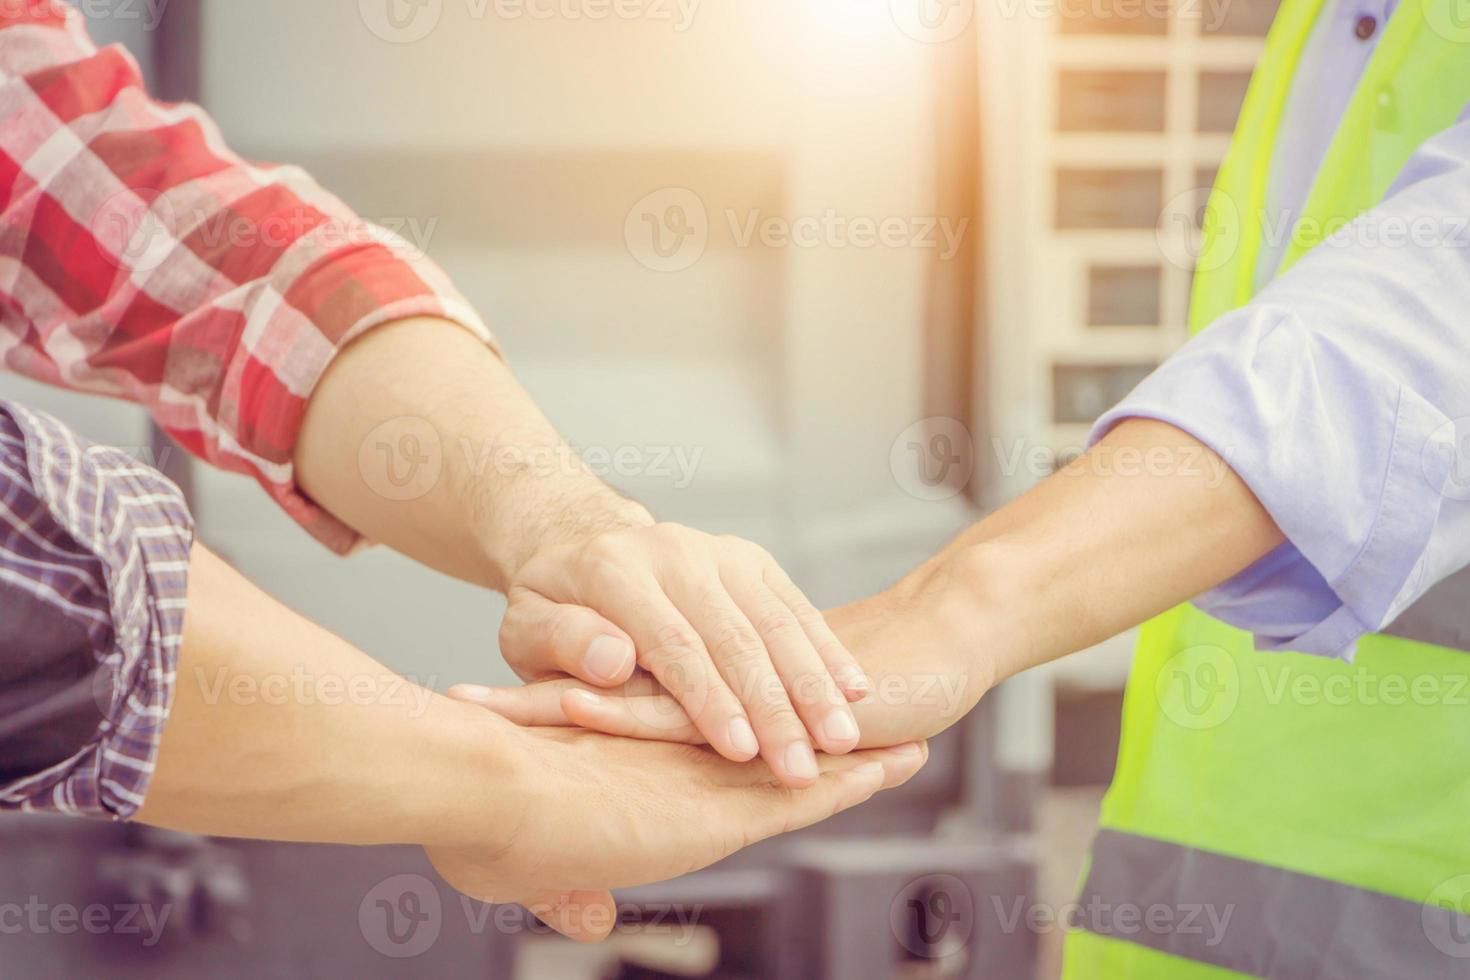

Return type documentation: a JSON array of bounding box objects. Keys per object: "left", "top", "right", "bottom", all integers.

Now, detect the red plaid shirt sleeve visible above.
[{"left": 0, "top": 2, "right": 497, "bottom": 553}]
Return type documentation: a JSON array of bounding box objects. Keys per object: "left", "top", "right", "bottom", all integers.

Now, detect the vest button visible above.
[{"left": 1354, "top": 14, "right": 1377, "bottom": 39}]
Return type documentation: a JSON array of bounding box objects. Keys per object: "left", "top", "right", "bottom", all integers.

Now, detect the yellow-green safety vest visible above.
[{"left": 1062, "top": 1, "right": 1470, "bottom": 976}]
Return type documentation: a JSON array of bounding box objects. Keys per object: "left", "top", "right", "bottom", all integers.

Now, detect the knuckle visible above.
[
  {"left": 752, "top": 604, "right": 802, "bottom": 642},
  {"left": 710, "top": 619, "right": 764, "bottom": 664},
  {"left": 647, "top": 622, "right": 703, "bottom": 660}
]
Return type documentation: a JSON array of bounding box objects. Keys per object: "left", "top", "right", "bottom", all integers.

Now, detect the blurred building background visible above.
[{"left": 0, "top": 0, "right": 1277, "bottom": 976}]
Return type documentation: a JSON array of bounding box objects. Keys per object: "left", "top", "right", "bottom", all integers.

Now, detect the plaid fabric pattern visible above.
[
  {"left": 0, "top": 398, "right": 192, "bottom": 819},
  {"left": 0, "top": 1, "right": 495, "bottom": 553}
]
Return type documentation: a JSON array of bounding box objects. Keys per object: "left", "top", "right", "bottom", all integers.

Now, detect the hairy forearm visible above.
[
  {"left": 294, "top": 317, "right": 650, "bottom": 590},
  {"left": 137, "top": 543, "right": 527, "bottom": 848}
]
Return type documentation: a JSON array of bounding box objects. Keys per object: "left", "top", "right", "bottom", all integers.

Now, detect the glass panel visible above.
[
  {"left": 1059, "top": 71, "right": 1168, "bottom": 132},
  {"left": 1088, "top": 265, "right": 1162, "bottom": 326},
  {"left": 1198, "top": 71, "right": 1252, "bottom": 133},
  {"left": 1053, "top": 363, "right": 1157, "bottom": 424},
  {"left": 1056, "top": 168, "right": 1164, "bottom": 229}
]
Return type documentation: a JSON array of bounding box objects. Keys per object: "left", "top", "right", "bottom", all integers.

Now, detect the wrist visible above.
[
  {"left": 891, "top": 540, "right": 1036, "bottom": 692},
  {"left": 486, "top": 482, "right": 654, "bottom": 586},
  {"left": 405, "top": 696, "right": 537, "bottom": 851}
]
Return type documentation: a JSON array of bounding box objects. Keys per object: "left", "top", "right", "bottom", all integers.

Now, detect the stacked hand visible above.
[
  {"left": 474, "top": 522, "right": 874, "bottom": 785},
  {"left": 429, "top": 725, "right": 928, "bottom": 942},
  {"left": 456, "top": 555, "right": 993, "bottom": 754}
]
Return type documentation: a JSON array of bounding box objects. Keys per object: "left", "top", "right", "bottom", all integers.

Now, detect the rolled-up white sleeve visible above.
[{"left": 1092, "top": 111, "right": 1470, "bottom": 659}]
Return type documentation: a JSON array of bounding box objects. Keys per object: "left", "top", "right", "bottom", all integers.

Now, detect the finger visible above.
[
  {"left": 501, "top": 590, "right": 636, "bottom": 686},
  {"left": 447, "top": 681, "right": 575, "bottom": 726},
  {"left": 728, "top": 576, "right": 859, "bottom": 756},
  {"left": 665, "top": 577, "right": 821, "bottom": 788},
  {"left": 520, "top": 890, "right": 618, "bottom": 943},
  {"left": 721, "top": 745, "right": 929, "bottom": 844},
  {"left": 560, "top": 688, "right": 706, "bottom": 744},
  {"left": 591, "top": 575, "right": 760, "bottom": 764},
  {"left": 762, "top": 566, "right": 870, "bottom": 702}
]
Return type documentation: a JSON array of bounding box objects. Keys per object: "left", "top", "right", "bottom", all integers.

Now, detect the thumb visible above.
[
  {"left": 521, "top": 889, "right": 618, "bottom": 943},
  {"left": 501, "top": 590, "right": 636, "bottom": 687}
]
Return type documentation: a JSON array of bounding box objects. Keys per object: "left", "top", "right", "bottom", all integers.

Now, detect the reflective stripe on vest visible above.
[{"left": 1063, "top": 1, "right": 1470, "bottom": 976}]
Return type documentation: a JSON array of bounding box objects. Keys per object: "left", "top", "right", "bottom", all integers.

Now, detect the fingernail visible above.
[
  {"left": 728, "top": 718, "right": 759, "bottom": 757},
  {"left": 450, "top": 685, "right": 492, "bottom": 701},
  {"left": 568, "top": 689, "right": 603, "bottom": 707},
  {"left": 785, "top": 742, "right": 820, "bottom": 781},
  {"left": 824, "top": 712, "right": 859, "bottom": 744},
  {"left": 840, "top": 667, "right": 871, "bottom": 693},
  {"left": 852, "top": 762, "right": 885, "bottom": 778},
  {"left": 890, "top": 743, "right": 924, "bottom": 758},
  {"left": 583, "top": 635, "right": 632, "bottom": 681}
]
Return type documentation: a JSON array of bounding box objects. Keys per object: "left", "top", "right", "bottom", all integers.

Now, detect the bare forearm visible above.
[
  {"left": 294, "top": 317, "right": 650, "bottom": 590},
  {"left": 901, "top": 418, "right": 1285, "bottom": 684},
  {"left": 137, "top": 543, "right": 526, "bottom": 848}
]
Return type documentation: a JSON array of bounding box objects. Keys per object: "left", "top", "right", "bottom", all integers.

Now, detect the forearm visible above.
[
  {"left": 902, "top": 417, "right": 1285, "bottom": 685},
  {"left": 294, "top": 316, "right": 650, "bottom": 590},
  {"left": 137, "top": 543, "right": 526, "bottom": 849}
]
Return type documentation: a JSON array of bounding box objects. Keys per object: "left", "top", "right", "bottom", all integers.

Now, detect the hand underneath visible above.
[
  {"left": 453, "top": 562, "right": 996, "bottom": 750},
  {"left": 483, "top": 521, "right": 873, "bottom": 786},
  {"left": 427, "top": 727, "right": 927, "bottom": 942}
]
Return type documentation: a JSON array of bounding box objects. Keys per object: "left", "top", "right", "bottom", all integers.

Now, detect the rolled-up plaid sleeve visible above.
[
  {"left": 0, "top": 1, "right": 496, "bottom": 554},
  {"left": 0, "top": 399, "right": 192, "bottom": 820}
]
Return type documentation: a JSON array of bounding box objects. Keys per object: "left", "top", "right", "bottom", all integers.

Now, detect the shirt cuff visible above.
[
  {"left": 0, "top": 401, "right": 193, "bottom": 819},
  {"left": 1090, "top": 305, "right": 1455, "bottom": 659},
  {"left": 227, "top": 227, "right": 498, "bottom": 555}
]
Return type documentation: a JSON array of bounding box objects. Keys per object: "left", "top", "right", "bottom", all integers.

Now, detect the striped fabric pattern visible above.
[
  {"left": 0, "top": 1, "right": 495, "bottom": 554},
  {"left": 0, "top": 398, "right": 191, "bottom": 819}
]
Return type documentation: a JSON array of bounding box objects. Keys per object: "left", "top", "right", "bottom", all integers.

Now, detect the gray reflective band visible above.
[
  {"left": 1075, "top": 828, "right": 1470, "bottom": 979},
  {"left": 1383, "top": 566, "right": 1470, "bottom": 650}
]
